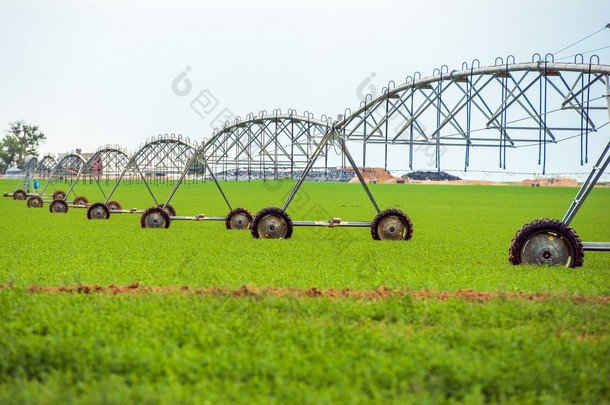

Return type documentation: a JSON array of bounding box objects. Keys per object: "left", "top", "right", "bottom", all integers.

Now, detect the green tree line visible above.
[{"left": 0, "top": 121, "right": 46, "bottom": 172}]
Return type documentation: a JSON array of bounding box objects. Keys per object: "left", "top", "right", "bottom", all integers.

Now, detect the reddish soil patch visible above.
[
  {"left": 346, "top": 167, "right": 405, "bottom": 184},
  {"left": 0, "top": 284, "right": 607, "bottom": 303}
]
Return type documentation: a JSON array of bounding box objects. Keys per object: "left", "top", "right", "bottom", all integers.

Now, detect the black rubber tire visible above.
[
  {"left": 158, "top": 204, "right": 176, "bottom": 217},
  {"left": 53, "top": 190, "right": 67, "bottom": 200},
  {"left": 371, "top": 208, "right": 413, "bottom": 241},
  {"left": 13, "top": 189, "right": 27, "bottom": 200},
  {"left": 87, "top": 203, "right": 110, "bottom": 219},
  {"left": 107, "top": 200, "right": 122, "bottom": 211},
  {"left": 49, "top": 199, "right": 69, "bottom": 213},
  {"left": 27, "top": 195, "right": 44, "bottom": 208},
  {"left": 251, "top": 207, "right": 293, "bottom": 239},
  {"left": 73, "top": 195, "right": 89, "bottom": 206},
  {"left": 225, "top": 208, "right": 253, "bottom": 230},
  {"left": 141, "top": 207, "right": 170, "bottom": 229},
  {"left": 509, "top": 218, "right": 584, "bottom": 267}
]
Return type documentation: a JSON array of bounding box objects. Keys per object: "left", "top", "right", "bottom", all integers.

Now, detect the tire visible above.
[
  {"left": 371, "top": 208, "right": 413, "bottom": 241},
  {"left": 13, "top": 189, "right": 27, "bottom": 200},
  {"left": 53, "top": 190, "right": 67, "bottom": 200},
  {"left": 87, "top": 203, "right": 110, "bottom": 219},
  {"left": 509, "top": 218, "right": 584, "bottom": 267},
  {"left": 225, "top": 208, "right": 253, "bottom": 230},
  {"left": 107, "top": 200, "right": 122, "bottom": 211},
  {"left": 49, "top": 199, "right": 69, "bottom": 213},
  {"left": 251, "top": 207, "right": 293, "bottom": 239},
  {"left": 158, "top": 204, "right": 176, "bottom": 217},
  {"left": 27, "top": 195, "right": 44, "bottom": 208},
  {"left": 141, "top": 207, "right": 170, "bottom": 229},
  {"left": 73, "top": 196, "right": 89, "bottom": 206}
]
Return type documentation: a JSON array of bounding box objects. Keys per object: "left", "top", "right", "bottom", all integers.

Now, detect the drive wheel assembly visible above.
[
  {"left": 141, "top": 207, "right": 170, "bottom": 229},
  {"left": 13, "top": 189, "right": 27, "bottom": 200},
  {"left": 49, "top": 199, "right": 69, "bottom": 213},
  {"left": 158, "top": 204, "right": 176, "bottom": 217},
  {"left": 509, "top": 218, "right": 584, "bottom": 267},
  {"left": 107, "top": 200, "right": 122, "bottom": 211},
  {"left": 371, "top": 208, "right": 413, "bottom": 241},
  {"left": 87, "top": 203, "right": 110, "bottom": 219},
  {"left": 251, "top": 207, "right": 293, "bottom": 239},
  {"left": 27, "top": 195, "right": 43, "bottom": 208},
  {"left": 53, "top": 190, "right": 67, "bottom": 200},
  {"left": 225, "top": 208, "right": 253, "bottom": 230},
  {"left": 73, "top": 196, "right": 89, "bottom": 206}
]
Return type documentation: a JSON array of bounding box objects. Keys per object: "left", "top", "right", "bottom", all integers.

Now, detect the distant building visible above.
[{"left": 5, "top": 162, "right": 22, "bottom": 178}]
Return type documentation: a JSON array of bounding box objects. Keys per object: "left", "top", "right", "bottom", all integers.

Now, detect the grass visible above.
[
  {"left": 1, "top": 178, "right": 609, "bottom": 291},
  {"left": 1, "top": 178, "right": 609, "bottom": 403}
]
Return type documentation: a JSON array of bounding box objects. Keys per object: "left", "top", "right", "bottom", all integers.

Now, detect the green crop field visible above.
[{"left": 1, "top": 178, "right": 609, "bottom": 404}]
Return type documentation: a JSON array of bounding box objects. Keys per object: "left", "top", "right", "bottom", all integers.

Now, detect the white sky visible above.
[{"left": 1, "top": 0, "right": 609, "bottom": 180}]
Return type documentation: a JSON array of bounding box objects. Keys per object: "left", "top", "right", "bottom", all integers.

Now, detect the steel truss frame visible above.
[
  {"left": 3, "top": 156, "right": 39, "bottom": 199},
  {"left": 136, "top": 56, "right": 609, "bottom": 254},
  {"left": 24, "top": 153, "right": 85, "bottom": 210},
  {"left": 87, "top": 134, "right": 198, "bottom": 219},
  {"left": 55, "top": 145, "right": 132, "bottom": 213},
  {"left": 338, "top": 56, "right": 610, "bottom": 173},
  {"left": 251, "top": 56, "right": 610, "bottom": 253},
  {"left": 142, "top": 111, "right": 335, "bottom": 228}
]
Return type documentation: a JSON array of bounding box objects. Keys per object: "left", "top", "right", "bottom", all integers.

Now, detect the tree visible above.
[
  {"left": 0, "top": 136, "right": 22, "bottom": 167},
  {"left": 0, "top": 121, "right": 46, "bottom": 167}
]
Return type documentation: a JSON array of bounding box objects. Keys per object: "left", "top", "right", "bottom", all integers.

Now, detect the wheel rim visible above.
[
  {"left": 29, "top": 197, "right": 42, "bottom": 208},
  {"left": 229, "top": 212, "right": 251, "bottom": 230},
  {"left": 90, "top": 206, "right": 107, "bottom": 219},
  {"left": 520, "top": 231, "right": 573, "bottom": 266},
  {"left": 144, "top": 211, "right": 167, "bottom": 228},
  {"left": 377, "top": 215, "right": 408, "bottom": 240},
  {"left": 257, "top": 213, "right": 288, "bottom": 238},
  {"left": 51, "top": 201, "right": 67, "bottom": 213},
  {"left": 108, "top": 203, "right": 120, "bottom": 211}
]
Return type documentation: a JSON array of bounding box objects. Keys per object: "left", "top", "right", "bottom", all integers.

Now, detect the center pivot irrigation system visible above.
[
  {"left": 52, "top": 145, "right": 132, "bottom": 214},
  {"left": 138, "top": 111, "right": 338, "bottom": 231},
  {"left": 3, "top": 154, "right": 56, "bottom": 201},
  {"left": 4, "top": 54, "right": 609, "bottom": 267},
  {"left": 136, "top": 55, "right": 610, "bottom": 269},
  {"left": 334, "top": 55, "right": 610, "bottom": 267},
  {"left": 25, "top": 153, "right": 85, "bottom": 211},
  {"left": 86, "top": 134, "right": 199, "bottom": 220},
  {"left": 3, "top": 156, "right": 40, "bottom": 200}
]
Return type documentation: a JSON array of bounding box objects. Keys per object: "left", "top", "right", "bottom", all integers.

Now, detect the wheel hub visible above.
[
  {"left": 51, "top": 202, "right": 67, "bottom": 213},
  {"left": 145, "top": 212, "right": 166, "bottom": 228},
  {"left": 378, "top": 216, "right": 407, "bottom": 240},
  {"left": 229, "top": 213, "right": 250, "bottom": 230},
  {"left": 91, "top": 207, "right": 105, "bottom": 219},
  {"left": 258, "top": 214, "right": 287, "bottom": 238},
  {"left": 521, "top": 232, "right": 572, "bottom": 266}
]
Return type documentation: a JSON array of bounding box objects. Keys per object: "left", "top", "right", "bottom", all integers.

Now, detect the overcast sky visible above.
[{"left": 1, "top": 0, "right": 609, "bottom": 180}]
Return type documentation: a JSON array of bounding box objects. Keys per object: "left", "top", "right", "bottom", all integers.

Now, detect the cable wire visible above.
[
  {"left": 556, "top": 45, "right": 610, "bottom": 61},
  {"left": 553, "top": 25, "right": 609, "bottom": 56}
]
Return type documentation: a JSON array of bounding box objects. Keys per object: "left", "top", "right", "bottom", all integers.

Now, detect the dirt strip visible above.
[{"left": 0, "top": 284, "right": 608, "bottom": 303}]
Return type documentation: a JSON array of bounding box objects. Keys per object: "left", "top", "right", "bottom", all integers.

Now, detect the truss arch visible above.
[{"left": 338, "top": 55, "right": 610, "bottom": 173}]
